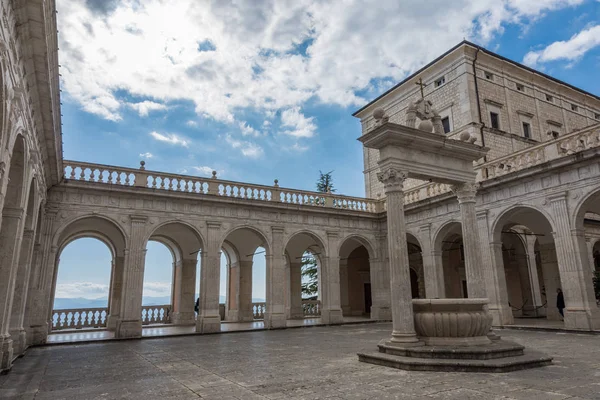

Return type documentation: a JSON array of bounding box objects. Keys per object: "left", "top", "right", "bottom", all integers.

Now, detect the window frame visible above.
[
  {"left": 522, "top": 122, "right": 531, "bottom": 139},
  {"left": 490, "top": 111, "right": 500, "bottom": 130}
]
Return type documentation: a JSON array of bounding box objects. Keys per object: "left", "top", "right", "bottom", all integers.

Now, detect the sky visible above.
[{"left": 54, "top": 0, "right": 600, "bottom": 305}]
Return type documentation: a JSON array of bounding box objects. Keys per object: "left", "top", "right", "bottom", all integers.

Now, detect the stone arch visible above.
[
  {"left": 433, "top": 220, "right": 462, "bottom": 253},
  {"left": 491, "top": 204, "right": 556, "bottom": 243},
  {"left": 54, "top": 215, "right": 127, "bottom": 259},
  {"left": 220, "top": 224, "right": 271, "bottom": 257},
  {"left": 573, "top": 188, "right": 600, "bottom": 230},
  {"left": 338, "top": 234, "right": 373, "bottom": 318},
  {"left": 145, "top": 221, "right": 205, "bottom": 261},
  {"left": 337, "top": 234, "right": 376, "bottom": 260},
  {"left": 284, "top": 229, "right": 327, "bottom": 260},
  {"left": 433, "top": 220, "right": 464, "bottom": 298}
]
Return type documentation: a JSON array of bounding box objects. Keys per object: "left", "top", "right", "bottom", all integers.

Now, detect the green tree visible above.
[{"left": 301, "top": 170, "right": 335, "bottom": 297}]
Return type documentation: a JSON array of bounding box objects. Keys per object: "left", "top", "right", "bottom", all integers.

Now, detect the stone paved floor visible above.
[{"left": 1, "top": 323, "right": 599, "bottom": 400}]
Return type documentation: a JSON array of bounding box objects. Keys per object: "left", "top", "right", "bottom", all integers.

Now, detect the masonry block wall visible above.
[{"left": 357, "top": 43, "right": 600, "bottom": 199}]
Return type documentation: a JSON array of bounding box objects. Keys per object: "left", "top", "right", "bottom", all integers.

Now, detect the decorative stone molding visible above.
[
  {"left": 377, "top": 168, "right": 407, "bottom": 193},
  {"left": 450, "top": 181, "right": 479, "bottom": 203},
  {"left": 412, "top": 299, "right": 493, "bottom": 346}
]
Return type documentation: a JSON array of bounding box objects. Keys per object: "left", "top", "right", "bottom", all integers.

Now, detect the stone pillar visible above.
[
  {"left": 196, "top": 222, "right": 221, "bottom": 333},
  {"left": 524, "top": 237, "right": 544, "bottom": 317},
  {"left": 339, "top": 259, "right": 350, "bottom": 316},
  {"left": 0, "top": 207, "right": 25, "bottom": 370},
  {"left": 288, "top": 262, "right": 304, "bottom": 319},
  {"left": 450, "top": 182, "right": 486, "bottom": 298},
  {"left": 377, "top": 168, "right": 420, "bottom": 345},
  {"left": 369, "top": 233, "right": 391, "bottom": 320},
  {"left": 548, "top": 193, "right": 600, "bottom": 330},
  {"left": 478, "top": 209, "right": 512, "bottom": 325},
  {"left": 431, "top": 251, "right": 446, "bottom": 298},
  {"left": 265, "top": 226, "right": 286, "bottom": 329},
  {"left": 238, "top": 260, "right": 254, "bottom": 322},
  {"left": 116, "top": 215, "right": 147, "bottom": 338},
  {"left": 25, "top": 209, "right": 57, "bottom": 346},
  {"left": 172, "top": 259, "right": 197, "bottom": 325},
  {"left": 419, "top": 224, "right": 439, "bottom": 298},
  {"left": 539, "top": 243, "right": 561, "bottom": 321},
  {"left": 9, "top": 228, "right": 35, "bottom": 355},
  {"left": 489, "top": 242, "right": 514, "bottom": 325},
  {"left": 321, "top": 231, "right": 343, "bottom": 324},
  {"left": 106, "top": 256, "right": 125, "bottom": 330},
  {"left": 586, "top": 238, "right": 596, "bottom": 273},
  {"left": 226, "top": 261, "right": 240, "bottom": 321}
]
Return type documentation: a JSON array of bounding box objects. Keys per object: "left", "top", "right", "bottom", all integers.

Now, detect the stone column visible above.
[
  {"left": 369, "top": 233, "right": 391, "bottom": 320},
  {"left": 548, "top": 193, "right": 600, "bottom": 330},
  {"left": 321, "top": 231, "right": 343, "bottom": 324},
  {"left": 339, "top": 259, "right": 350, "bottom": 316},
  {"left": 116, "top": 215, "right": 147, "bottom": 338},
  {"left": 238, "top": 260, "right": 254, "bottom": 322},
  {"left": 288, "top": 262, "right": 304, "bottom": 319},
  {"left": 586, "top": 238, "right": 596, "bottom": 273},
  {"left": 539, "top": 243, "right": 561, "bottom": 321},
  {"left": 265, "top": 226, "right": 286, "bottom": 329},
  {"left": 196, "top": 222, "right": 221, "bottom": 333},
  {"left": 431, "top": 251, "right": 446, "bottom": 298},
  {"left": 25, "top": 209, "right": 57, "bottom": 346},
  {"left": 0, "top": 207, "right": 25, "bottom": 370},
  {"left": 107, "top": 256, "right": 125, "bottom": 330},
  {"left": 450, "top": 182, "right": 486, "bottom": 298},
  {"left": 226, "top": 261, "right": 240, "bottom": 321},
  {"left": 478, "top": 209, "right": 512, "bottom": 325},
  {"left": 524, "top": 237, "right": 544, "bottom": 317},
  {"left": 9, "top": 228, "right": 35, "bottom": 355},
  {"left": 489, "top": 242, "right": 514, "bottom": 325},
  {"left": 377, "top": 168, "right": 420, "bottom": 345},
  {"left": 172, "top": 259, "right": 197, "bottom": 325},
  {"left": 418, "top": 224, "right": 439, "bottom": 298}
]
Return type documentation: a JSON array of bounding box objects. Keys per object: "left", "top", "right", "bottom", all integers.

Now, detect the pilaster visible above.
[
  {"left": 171, "top": 258, "right": 197, "bottom": 325},
  {"left": 196, "top": 221, "right": 222, "bottom": 333},
  {"left": 9, "top": 228, "right": 35, "bottom": 355},
  {"left": 321, "top": 230, "right": 343, "bottom": 324},
  {"left": 264, "top": 226, "right": 286, "bottom": 329}
]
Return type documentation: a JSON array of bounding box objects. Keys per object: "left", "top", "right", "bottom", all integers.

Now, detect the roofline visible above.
[{"left": 352, "top": 40, "right": 600, "bottom": 117}]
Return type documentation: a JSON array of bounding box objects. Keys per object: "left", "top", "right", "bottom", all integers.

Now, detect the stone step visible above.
[
  {"left": 378, "top": 340, "right": 525, "bottom": 360},
  {"left": 358, "top": 350, "right": 553, "bottom": 373}
]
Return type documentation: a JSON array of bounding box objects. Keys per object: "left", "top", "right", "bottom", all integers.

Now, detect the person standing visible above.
[{"left": 556, "top": 288, "right": 565, "bottom": 319}]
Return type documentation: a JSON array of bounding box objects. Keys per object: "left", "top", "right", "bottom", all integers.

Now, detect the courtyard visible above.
[{"left": 1, "top": 323, "right": 599, "bottom": 400}]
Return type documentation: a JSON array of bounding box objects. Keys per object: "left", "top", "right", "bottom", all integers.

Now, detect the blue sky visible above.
[{"left": 54, "top": 0, "right": 600, "bottom": 304}]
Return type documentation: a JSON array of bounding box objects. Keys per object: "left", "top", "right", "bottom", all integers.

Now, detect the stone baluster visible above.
[
  {"left": 196, "top": 221, "right": 222, "bottom": 333},
  {"left": 265, "top": 226, "right": 286, "bottom": 329},
  {"left": 548, "top": 193, "right": 600, "bottom": 330},
  {"left": 377, "top": 168, "right": 420, "bottom": 345},
  {"left": 450, "top": 182, "right": 487, "bottom": 298},
  {"left": 116, "top": 215, "right": 147, "bottom": 338},
  {"left": 321, "top": 231, "right": 343, "bottom": 324}
]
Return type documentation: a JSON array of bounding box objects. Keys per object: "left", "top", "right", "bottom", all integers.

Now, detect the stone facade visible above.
[{"left": 0, "top": 0, "right": 599, "bottom": 376}]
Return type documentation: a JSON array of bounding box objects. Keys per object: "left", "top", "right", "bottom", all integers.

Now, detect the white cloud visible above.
[
  {"left": 280, "top": 107, "right": 316, "bottom": 138},
  {"left": 523, "top": 25, "right": 600, "bottom": 66},
  {"left": 55, "top": 282, "right": 109, "bottom": 299},
  {"left": 128, "top": 101, "right": 168, "bottom": 117},
  {"left": 239, "top": 121, "right": 260, "bottom": 137},
  {"left": 141, "top": 281, "right": 172, "bottom": 297},
  {"left": 225, "top": 135, "right": 264, "bottom": 159},
  {"left": 192, "top": 166, "right": 215, "bottom": 176},
  {"left": 139, "top": 152, "right": 154, "bottom": 158},
  {"left": 186, "top": 120, "right": 198, "bottom": 127},
  {"left": 149, "top": 131, "right": 190, "bottom": 147},
  {"left": 58, "top": 0, "right": 585, "bottom": 131},
  {"left": 290, "top": 143, "right": 309, "bottom": 152}
]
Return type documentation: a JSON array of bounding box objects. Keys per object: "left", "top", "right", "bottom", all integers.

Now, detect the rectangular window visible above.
[
  {"left": 484, "top": 71, "right": 493, "bottom": 80},
  {"left": 516, "top": 83, "right": 524, "bottom": 92},
  {"left": 545, "top": 94, "right": 553, "bottom": 102},
  {"left": 571, "top": 104, "right": 578, "bottom": 112},
  {"left": 595, "top": 113, "right": 600, "bottom": 120},
  {"left": 522, "top": 122, "right": 531, "bottom": 139},
  {"left": 550, "top": 131, "right": 560, "bottom": 139},
  {"left": 490, "top": 112, "right": 500, "bottom": 129},
  {"left": 435, "top": 76, "right": 445, "bottom": 87},
  {"left": 441, "top": 117, "right": 451, "bottom": 133}
]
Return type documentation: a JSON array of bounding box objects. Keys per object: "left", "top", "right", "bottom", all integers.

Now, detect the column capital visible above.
[
  {"left": 206, "top": 221, "right": 221, "bottom": 229},
  {"left": 129, "top": 214, "right": 148, "bottom": 223},
  {"left": 2, "top": 206, "right": 25, "bottom": 218},
  {"left": 547, "top": 192, "right": 567, "bottom": 203},
  {"left": 418, "top": 223, "right": 431, "bottom": 233},
  {"left": 271, "top": 225, "right": 285, "bottom": 234},
  {"left": 326, "top": 230, "right": 339, "bottom": 238},
  {"left": 476, "top": 209, "right": 488, "bottom": 219},
  {"left": 450, "top": 181, "right": 479, "bottom": 203},
  {"left": 377, "top": 168, "right": 407, "bottom": 194}
]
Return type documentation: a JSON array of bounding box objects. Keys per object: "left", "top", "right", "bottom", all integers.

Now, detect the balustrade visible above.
[
  {"left": 252, "top": 302, "right": 266, "bottom": 319},
  {"left": 302, "top": 300, "right": 321, "bottom": 316},
  {"left": 51, "top": 308, "right": 108, "bottom": 330},
  {"left": 141, "top": 305, "right": 171, "bottom": 325}
]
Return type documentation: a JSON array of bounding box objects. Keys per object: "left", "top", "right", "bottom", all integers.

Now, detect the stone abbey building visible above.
[{"left": 1, "top": 0, "right": 600, "bottom": 373}]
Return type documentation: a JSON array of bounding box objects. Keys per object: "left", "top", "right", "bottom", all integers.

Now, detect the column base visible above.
[
  {"left": 370, "top": 306, "right": 392, "bottom": 321},
  {"left": 239, "top": 310, "right": 255, "bottom": 322},
  {"left": 380, "top": 336, "right": 424, "bottom": 349},
  {"left": 264, "top": 312, "right": 286, "bottom": 329},
  {"left": 225, "top": 310, "right": 239, "bottom": 322},
  {"left": 196, "top": 315, "right": 221, "bottom": 333},
  {"left": 489, "top": 305, "right": 514, "bottom": 327},
  {"left": 9, "top": 329, "right": 27, "bottom": 356},
  {"left": 171, "top": 312, "right": 196, "bottom": 326},
  {"left": 564, "top": 308, "right": 600, "bottom": 331},
  {"left": 321, "top": 309, "right": 343, "bottom": 324},
  {"left": 115, "top": 320, "right": 142, "bottom": 338},
  {"left": 0, "top": 336, "right": 14, "bottom": 372},
  {"left": 289, "top": 306, "right": 304, "bottom": 319},
  {"left": 106, "top": 315, "right": 119, "bottom": 331},
  {"left": 26, "top": 323, "right": 49, "bottom": 346}
]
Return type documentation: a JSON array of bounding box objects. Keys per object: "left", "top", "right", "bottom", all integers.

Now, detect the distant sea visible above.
[{"left": 53, "top": 295, "right": 266, "bottom": 310}]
